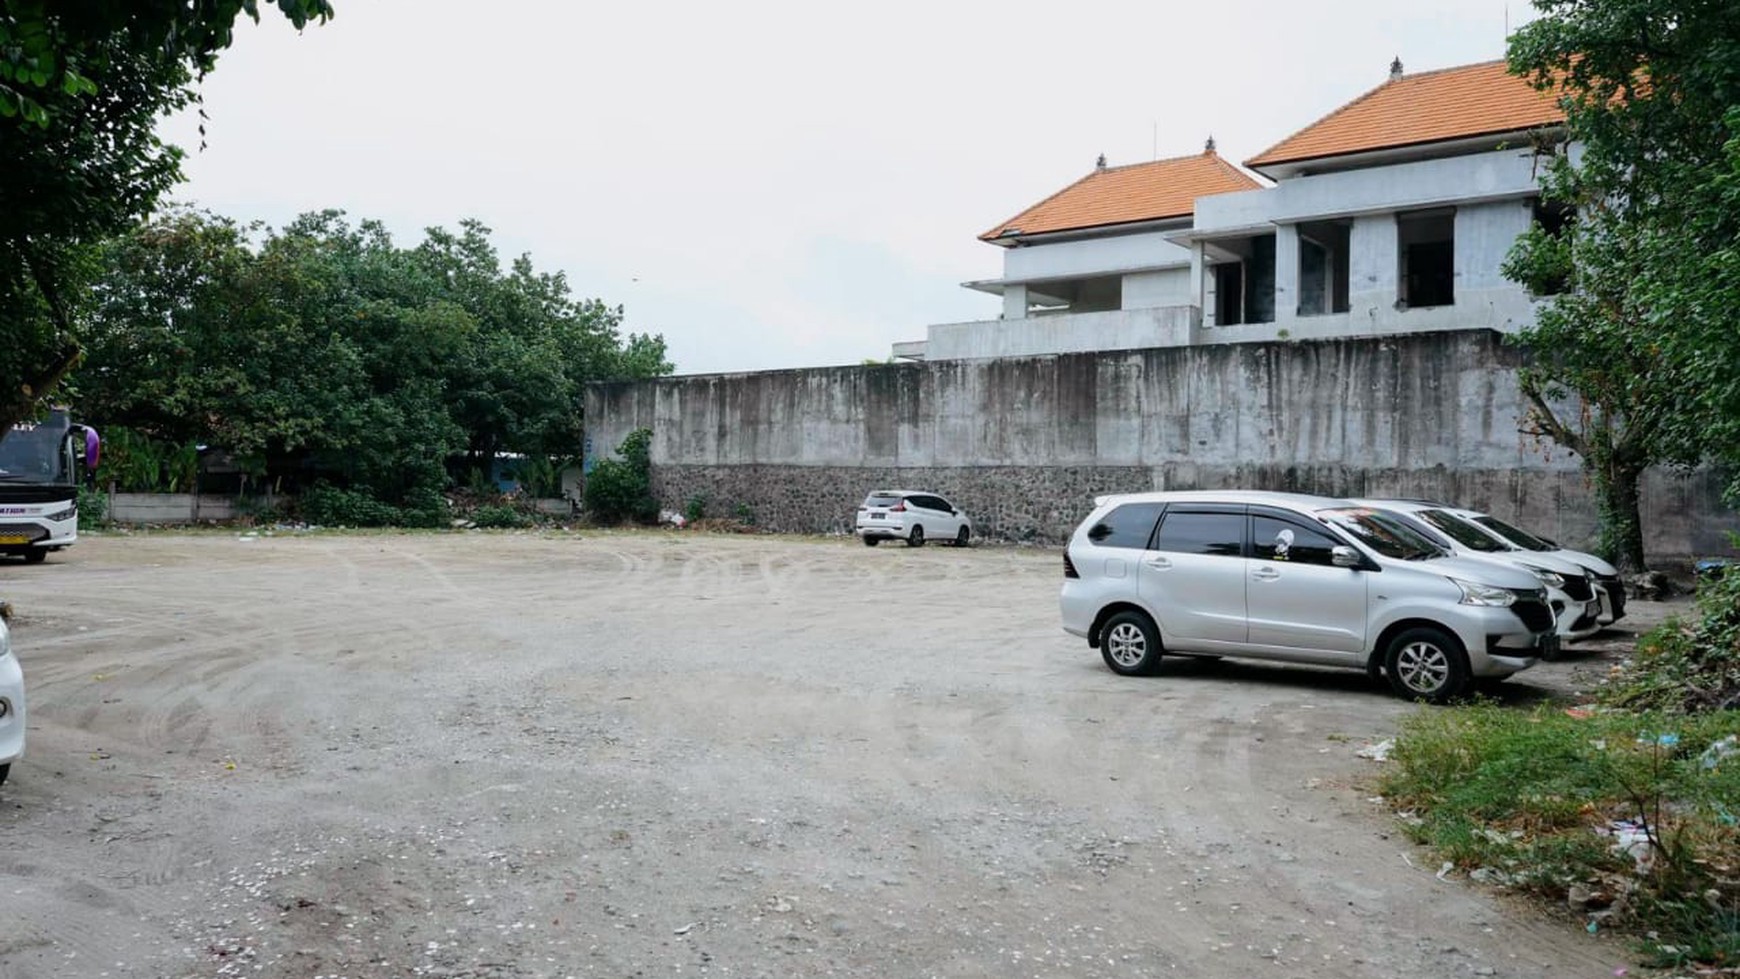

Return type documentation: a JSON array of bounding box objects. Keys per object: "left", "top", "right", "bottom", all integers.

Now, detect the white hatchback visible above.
[
  {"left": 0, "top": 611, "right": 23, "bottom": 787},
  {"left": 855, "top": 490, "right": 972, "bottom": 547}
]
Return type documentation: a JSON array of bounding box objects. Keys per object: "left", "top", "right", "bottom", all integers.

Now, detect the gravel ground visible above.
[{"left": 0, "top": 530, "right": 1684, "bottom": 978}]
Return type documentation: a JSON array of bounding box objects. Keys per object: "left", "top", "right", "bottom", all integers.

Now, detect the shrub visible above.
[
  {"left": 684, "top": 493, "right": 708, "bottom": 523},
  {"left": 1604, "top": 569, "right": 1740, "bottom": 712},
  {"left": 472, "top": 504, "right": 530, "bottom": 529},
  {"left": 583, "top": 429, "right": 658, "bottom": 525},
  {"left": 298, "top": 484, "right": 403, "bottom": 528},
  {"left": 76, "top": 486, "right": 108, "bottom": 530}
]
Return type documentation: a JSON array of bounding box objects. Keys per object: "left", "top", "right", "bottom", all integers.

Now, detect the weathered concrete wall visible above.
[
  {"left": 586, "top": 330, "right": 1739, "bottom": 561},
  {"left": 110, "top": 493, "right": 246, "bottom": 524}
]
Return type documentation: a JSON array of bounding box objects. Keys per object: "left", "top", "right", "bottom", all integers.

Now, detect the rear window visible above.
[
  {"left": 864, "top": 493, "right": 904, "bottom": 508},
  {"left": 1086, "top": 502, "right": 1164, "bottom": 549}
]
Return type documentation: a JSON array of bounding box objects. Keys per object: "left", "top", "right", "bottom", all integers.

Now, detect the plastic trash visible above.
[
  {"left": 1700, "top": 735, "right": 1737, "bottom": 770},
  {"left": 1356, "top": 738, "right": 1394, "bottom": 762}
]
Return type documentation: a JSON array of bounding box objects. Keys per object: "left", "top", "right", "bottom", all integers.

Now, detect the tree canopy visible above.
[
  {"left": 74, "top": 208, "right": 672, "bottom": 505},
  {"left": 1505, "top": 0, "right": 1740, "bottom": 571},
  {"left": 0, "top": 0, "right": 333, "bottom": 432}
]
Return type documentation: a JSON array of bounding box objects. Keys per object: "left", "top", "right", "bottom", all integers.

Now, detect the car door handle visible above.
[
  {"left": 1143, "top": 557, "right": 1172, "bottom": 570},
  {"left": 1251, "top": 567, "right": 1280, "bottom": 581}
]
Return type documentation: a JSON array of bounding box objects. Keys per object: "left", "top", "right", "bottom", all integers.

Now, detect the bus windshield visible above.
[{"left": 0, "top": 415, "right": 73, "bottom": 485}]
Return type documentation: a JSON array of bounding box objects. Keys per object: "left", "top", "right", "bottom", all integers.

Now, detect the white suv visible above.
[
  {"left": 1351, "top": 499, "right": 1603, "bottom": 646},
  {"left": 855, "top": 490, "right": 972, "bottom": 547},
  {"left": 1059, "top": 491, "right": 1555, "bottom": 702},
  {"left": 0, "top": 610, "right": 23, "bottom": 787}
]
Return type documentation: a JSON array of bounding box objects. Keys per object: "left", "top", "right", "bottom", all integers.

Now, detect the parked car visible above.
[
  {"left": 1420, "top": 504, "right": 1624, "bottom": 625},
  {"left": 1059, "top": 491, "right": 1555, "bottom": 703},
  {"left": 855, "top": 490, "right": 972, "bottom": 547},
  {"left": 0, "top": 606, "right": 23, "bottom": 787},
  {"left": 1351, "top": 499, "right": 1602, "bottom": 646}
]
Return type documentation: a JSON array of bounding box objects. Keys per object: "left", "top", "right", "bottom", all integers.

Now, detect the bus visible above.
[{"left": 0, "top": 409, "right": 99, "bottom": 563}]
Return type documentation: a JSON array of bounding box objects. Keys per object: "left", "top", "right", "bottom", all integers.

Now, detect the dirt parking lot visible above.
[{"left": 0, "top": 531, "right": 1678, "bottom": 978}]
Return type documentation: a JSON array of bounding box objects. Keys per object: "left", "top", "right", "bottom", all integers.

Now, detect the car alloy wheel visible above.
[
  {"left": 1105, "top": 621, "right": 1148, "bottom": 670},
  {"left": 1395, "top": 640, "right": 1450, "bottom": 694}
]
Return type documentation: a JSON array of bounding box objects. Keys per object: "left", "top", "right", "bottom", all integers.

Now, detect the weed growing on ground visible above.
[{"left": 1381, "top": 705, "right": 1740, "bottom": 969}]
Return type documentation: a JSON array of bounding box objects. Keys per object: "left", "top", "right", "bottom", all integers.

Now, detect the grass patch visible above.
[{"left": 1380, "top": 705, "right": 1740, "bottom": 969}]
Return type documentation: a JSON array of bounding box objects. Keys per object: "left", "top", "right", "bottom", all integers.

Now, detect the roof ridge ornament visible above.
[
  {"left": 1204, "top": 135, "right": 1216, "bottom": 154},
  {"left": 1390, "top": 56, "right": 1404, "bottom": 81},
  {"left": 1095, "top": 153, "right": 1107, "bottom": 170}
]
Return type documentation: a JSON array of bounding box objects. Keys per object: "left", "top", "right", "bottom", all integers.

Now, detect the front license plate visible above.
[{"left": 0, "top": 535, "right": 30, "bottom": 545}]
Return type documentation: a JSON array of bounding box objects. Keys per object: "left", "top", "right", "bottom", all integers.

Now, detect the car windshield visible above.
[
  {"left": 1471, "top": 514, "right": 1556, "bottom": 551},
  {"left": 1318, "top": 507, "right": 1448, "bottom": 561},
  {"left": 864, "top": 493, "right": 903, "bottom": 508},
  {"left": 1417, "top": 509, "right": 1510, "bottom": 552}
]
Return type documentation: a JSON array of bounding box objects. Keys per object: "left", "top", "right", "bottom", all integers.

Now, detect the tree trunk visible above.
[{"left": 1596, "top": 457, "right": 1648, "bottom": 574}]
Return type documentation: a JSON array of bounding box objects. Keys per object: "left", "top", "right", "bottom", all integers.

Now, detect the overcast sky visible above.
[{"left": 159, "top": 0, "right": 1536, "bottom": 376}]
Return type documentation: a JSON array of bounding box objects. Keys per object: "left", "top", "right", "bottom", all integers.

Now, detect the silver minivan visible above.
[{"left": 1059, "top": 491, "right": 1555, "bottom": 702}]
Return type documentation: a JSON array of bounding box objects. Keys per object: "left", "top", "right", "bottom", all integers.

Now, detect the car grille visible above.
[
  {"left": 1509, "top": 596, "right": 1555, "bottom": 633},
  {"left": 1593, "top": 575, "right": 1624, "bottom": 616},
  {"left": 1560, "top": 574, "right": 1594, "bottom": 601}
]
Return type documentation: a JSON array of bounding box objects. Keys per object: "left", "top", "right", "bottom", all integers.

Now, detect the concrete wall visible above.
[
  {"left": 110, "top": 493, "right": 248, "bottom": 524},
  {"left": 1122, "top": 267, "right": 1191, "bottom": 309},
  {"left": 1194, "top": 148, "right": 1543, "bottom": 233},
  {"left": 586, "top": 331, "right": 1739, "bottom": 562},
  {"left": 1003, "top": 228, "right": 1191, "bottom": 283},
  {"left": 926, "top": 306, "right": 1201, "bottom": 361}
]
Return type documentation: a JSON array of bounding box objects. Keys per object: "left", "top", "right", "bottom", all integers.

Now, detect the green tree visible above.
[
  {"left": 1504, "top": 0, "right": 1740, "bottom": 572},
  {"left": 0, "top": 0, "right": 332, "bottom": 433},
  {"left": 74, "top": 208, "right": 673, "bottom": 514}
]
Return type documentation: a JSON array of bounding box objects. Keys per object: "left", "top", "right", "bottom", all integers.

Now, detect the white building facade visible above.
[{"left": 899, "top": 59, "right": 1567, "bottom": 362}]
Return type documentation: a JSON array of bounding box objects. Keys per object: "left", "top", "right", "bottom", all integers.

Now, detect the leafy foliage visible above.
[
  {"left": 76, "top": 484, "right": 107, "bottom": 531},
  {"left": 470, "top": 504, "right": 531, "bottom": 530},
  {"left": 0, "top": 0, "right": 333, "bottom": 433},
  {"left": 73, "top": 209, "right": 671, "bottom": 516},
  {"left": 1505, "top": 0, "right": 1740, "bottom": 570},
  {"left": 583, "top": 429, "right": 658, "bottom": 525},
  {"left": 1603, "top": 570, "right": 1740, "bottom": 713}
]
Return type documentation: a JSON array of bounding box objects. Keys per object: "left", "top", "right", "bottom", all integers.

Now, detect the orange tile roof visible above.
[
  {"left": 980, "top": 151, "right": 1264, "bottom": 242},
  {"left": 1246, "top": 60, "right": 1565, "bottom": 170}
]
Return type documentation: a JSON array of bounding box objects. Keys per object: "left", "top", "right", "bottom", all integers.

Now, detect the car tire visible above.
[
  {"left": 954, "top": 526, "right": 970, "bottom": 547},
  {"left": 907, "top": 525, "right": 925, "bottom": 548},
  {"left": 1100, "top": 610, "right": 1163, "bottom": 676},
  {"left": 1384, "top": 626, "right": 1471, "bottom": 704},
  {"left": 862, "top": 536, "right": 879, "bottom": 547},
  {"left": 22, "top": 550, "right": 45, "bottom": 565}
]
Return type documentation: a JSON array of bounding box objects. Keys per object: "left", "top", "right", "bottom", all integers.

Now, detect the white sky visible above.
[{"left": 160, "top": 0, "right": 1535, "bottom": 376}]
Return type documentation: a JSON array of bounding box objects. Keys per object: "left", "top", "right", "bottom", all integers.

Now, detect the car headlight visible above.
[
  {"left": 1452, "top": 578, "right": 1517, "bottom": 607},
  {"left": 45, "top": 505, "right": 76, "bottom": 522},
  {"left": 1521, "top": 565, "right": 1564, "bottom": 588}
]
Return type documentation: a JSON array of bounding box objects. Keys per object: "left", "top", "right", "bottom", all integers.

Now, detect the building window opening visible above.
[
  {"left": 1298, "top": 220, "right": 1351, "bottom": 317},
  {"left": 1397, "top": 210, "right": 1454, "bottom": 308},
  {"left": 1528, "top": 198, "right": 1575, "bottom": 296},
  {"left": 1207, "top": 233, "right": 1275, "bottom": 325}
]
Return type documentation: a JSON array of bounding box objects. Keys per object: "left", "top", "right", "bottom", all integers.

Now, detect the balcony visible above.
[{"left": 903, "top": 305, "right": 1202, "bottom": 362}]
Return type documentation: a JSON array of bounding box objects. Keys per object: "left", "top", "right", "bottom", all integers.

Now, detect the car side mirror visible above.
[{"left": 1331, "top": 545, "right": 1362, "bottom": 569}]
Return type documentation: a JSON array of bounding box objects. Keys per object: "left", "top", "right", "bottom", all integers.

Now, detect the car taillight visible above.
[
  {"left": 1063, "top": 551, "right": 1079, "bottom": 579},
  {"left": 891, "top": 503, "right": 906, "bottom": 512}
]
